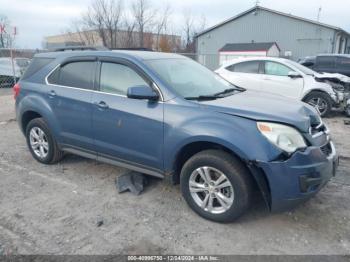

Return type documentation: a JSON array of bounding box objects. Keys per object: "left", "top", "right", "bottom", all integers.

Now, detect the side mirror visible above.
[
  {"left": 127, "top": 85, "right": 159, "bottom": 101},
  {"left": 302, "top": 62, "right": 314, "bottom": 67},
  {"left": 288, "top": 71, "right": 302, "bottom": 79}
]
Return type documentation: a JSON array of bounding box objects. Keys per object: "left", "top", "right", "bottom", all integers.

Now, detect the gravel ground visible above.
[{"left": 0, "top": 88, "right": 349, "bottom": 255}]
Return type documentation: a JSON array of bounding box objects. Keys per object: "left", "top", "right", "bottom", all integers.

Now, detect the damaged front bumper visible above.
[{"left": 251, "top": 141, "right": 339, "bottom": 212}]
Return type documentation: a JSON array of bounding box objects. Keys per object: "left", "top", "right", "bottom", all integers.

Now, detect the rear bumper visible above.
[{"left": 255, "top": 141, "right": 338, "bottom": 212}]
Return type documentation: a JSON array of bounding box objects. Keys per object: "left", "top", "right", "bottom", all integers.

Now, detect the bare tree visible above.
[
  {"left": 82, "top": 0, "right": 123, "bottom": 48},
  {"left": 195, "top": 14, "right": 206, "bottom": 35},
  {"left": 65, "top": 19, "right": 100, "bottom": 46},
  {"left": 132, "top": 0, "right": 156, "bottom": 48},
  {"left": 120, "top": 17, "right": 136, "bottom": 48},
  {"left": 182, "top": 11, "right": 207, "bottom": 52},
  {"left": 154, "top": 3, "right": 172, "bottom": 51},
  {"left": 182, "top": 11, "right": 194, "bottom": 52},
  {"left": 0, "top": 15, "right": 15, "bottom": 48}
]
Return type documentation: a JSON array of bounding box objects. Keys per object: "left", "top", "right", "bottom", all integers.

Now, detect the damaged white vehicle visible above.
[{"left": 215, "top": 57, "right": 350, "bottom": 117}]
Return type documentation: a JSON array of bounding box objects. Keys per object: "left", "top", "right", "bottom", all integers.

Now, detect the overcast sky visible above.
[{"left": 0, "top": 0, "right": 349, "bottom": 49}]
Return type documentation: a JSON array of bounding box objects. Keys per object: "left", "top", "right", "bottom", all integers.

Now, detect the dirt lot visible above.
[{"left": 0, "top": 88, "right": 349, "bottom": 255}]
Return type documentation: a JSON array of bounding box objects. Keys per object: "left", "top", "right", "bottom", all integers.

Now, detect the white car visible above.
[{"left": 215, "top": 57, "right": 350, "bottom": 117}]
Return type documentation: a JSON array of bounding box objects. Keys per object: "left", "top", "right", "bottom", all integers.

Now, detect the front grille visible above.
[{"left": 320, "top": 142, "right": 332, "bottom": 157}]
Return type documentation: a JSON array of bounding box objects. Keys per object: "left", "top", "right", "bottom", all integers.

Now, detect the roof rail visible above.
[
  {"left": 111, "top": 47, "right": 153, "bottom": 51},
  {"left": 52, "top": 46, "right": 109, "bottom": 52}
]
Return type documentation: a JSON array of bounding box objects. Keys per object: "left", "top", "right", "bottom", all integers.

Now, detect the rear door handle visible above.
[
  {"left": 48, "top": 90, "right": 56, "bottom": 97},
  {"left": 94, "top": 101, "right": 109, "bottom": 109}
]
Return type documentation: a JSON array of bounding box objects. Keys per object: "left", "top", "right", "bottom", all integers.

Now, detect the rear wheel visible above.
[
  {"left": 180, "top": 150, "right": 253, "bottom": 223},
  {"left": 26, "top": 118, "right": 64, "bottom": 164},
  {"left": 304, "top": 91, "right": 333, "bottom": 117}
]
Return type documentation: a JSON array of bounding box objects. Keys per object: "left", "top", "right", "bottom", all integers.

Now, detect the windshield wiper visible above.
[
  {"left": 185, "top": 87, "right": 245, "bottom": 101},
  {"left": 213, "top": 88, "right": 237, "bottom": 96},
  {"left": 184, "top": 95, "right": 219, "bottom": 101}
]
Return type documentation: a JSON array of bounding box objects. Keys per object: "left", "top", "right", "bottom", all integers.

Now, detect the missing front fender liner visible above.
[{"left": 247, "top": 161, "right": 271, "bottom": 210}]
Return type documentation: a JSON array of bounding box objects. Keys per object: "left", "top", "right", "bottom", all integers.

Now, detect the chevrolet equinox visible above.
[{"left": 15, "top": 51, "right": 339, "bottom": 222}]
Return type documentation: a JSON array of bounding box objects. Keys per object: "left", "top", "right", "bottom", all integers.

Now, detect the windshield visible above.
[
  {"left": 286, "top": 59, "right": 316, "bottom": 76},
  {"left": 146, "top": 58, "right": 240, "bottom": 99}
]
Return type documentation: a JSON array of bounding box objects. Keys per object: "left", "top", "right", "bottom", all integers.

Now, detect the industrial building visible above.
[{"left": 195, "top": 6, "right": 350, "bottom": 69}]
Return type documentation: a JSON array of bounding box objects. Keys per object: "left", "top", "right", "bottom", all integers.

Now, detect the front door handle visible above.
[
  {"left": 94, "top": 101, "right": 109, "bottom": 109},
  {"left": 48, "top": 90, "right": 56, "bottom": 97}
]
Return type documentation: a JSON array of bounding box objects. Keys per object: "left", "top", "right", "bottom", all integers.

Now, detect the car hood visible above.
[
  {"left": 199, "top": 90, "right": 319, "bottom": 132},
  {"left": 314, "top": 72, "right": 350, "bottom": 83}
]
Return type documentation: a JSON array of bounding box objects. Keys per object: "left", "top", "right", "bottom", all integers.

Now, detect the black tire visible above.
[
  {"left": 25, "top": 118, "right": 64, "bottom": 164},
  {"left": 180, "top": 150, "right": 253, "bottom": 223},
  {"left": 345, "top": 105, "right": 350, "bottom": 118},
  {"left": 303, "top": 91, "right": 333, "bottom": 117}
]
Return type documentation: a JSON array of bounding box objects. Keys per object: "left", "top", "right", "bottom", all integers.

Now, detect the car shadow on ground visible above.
[{"left": 58, "top": 153, "right": 272, "bottom": 223}]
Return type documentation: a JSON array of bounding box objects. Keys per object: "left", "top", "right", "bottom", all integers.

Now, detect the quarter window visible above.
[
  {"left": 226, "top": 61, "right": 260, "bottom": 74},
  {"left": 99, "top": 62, "right": 150, "bottom": 95},
  {"left": 264, "top": 61, "right": 292, "bottom": 76},
  {"left": 48, "top": 61, "right": 95, "bottom": 90}
]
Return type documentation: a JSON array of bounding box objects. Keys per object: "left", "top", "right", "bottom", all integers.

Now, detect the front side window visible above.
[
  {"left": 264, "top": 61, "right": 292, "bottom": 76},
  {"left": 226, "top": 61, "right": 260, "bottom": 74},
  {"left": 48, "top": 61, "right": 95, "bottom": 90},
  {"left": 99, "top": 62, "right": 150, "bottom": 95}
]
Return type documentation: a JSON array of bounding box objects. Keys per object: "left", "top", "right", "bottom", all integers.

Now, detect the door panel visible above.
[
  {"left": 92, "top": 61, "right": 164, "bottom": 170},
  {"left": 49, "top": 87, "right": 94, "bottom": 150},
  {"left": 220, "top": 61, "right": 262, "bottom": 91},
  {"left": 92, "top": 94, "right": 164, "bottom": 170},
  {"left": 46, "top": 60, "right": 96, "bottom": 151}
]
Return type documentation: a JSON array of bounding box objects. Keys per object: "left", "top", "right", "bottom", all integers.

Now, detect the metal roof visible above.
[
  {"left": 196, "top": 6, "right": 350, "bottom": 38},
  {"left": 219, "top": 42, "right": 279, "bottom": 52}
]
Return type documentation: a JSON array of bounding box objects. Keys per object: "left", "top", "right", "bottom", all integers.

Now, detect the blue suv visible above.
[{"left": 15, "top": 50, "right": 338, "bottom": 222}]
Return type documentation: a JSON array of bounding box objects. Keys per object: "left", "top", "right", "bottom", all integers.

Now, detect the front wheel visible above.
[
  {"left": 180, "top": 150, "right": 253, "bottom": 223},
  {"left": 304, "top": 91, "right": 333, "bottom": 117}
]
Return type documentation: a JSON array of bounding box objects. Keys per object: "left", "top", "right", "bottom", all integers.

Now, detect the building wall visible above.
[
  {"left": 44, "top": 30, "right": 182, "bottom": 51},
  {"left": 197, "top": 9, "right": 338, "bottom": 69}
]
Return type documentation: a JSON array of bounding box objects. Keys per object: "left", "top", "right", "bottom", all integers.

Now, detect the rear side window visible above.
[
  {"left": 317, "top": 56, "right": 336, "bottom": 68},
  {"left": 99, "top": 62, "right": 149, "bottom": 95},
  {"left": 21, "top": 57, "right": 53, "bottom": 80},
  {"left": 226, "top": 61, "right": 260, "bottom": 74},
  {"left": 48, "top": 61, "right": 95, "bottom": 90}
]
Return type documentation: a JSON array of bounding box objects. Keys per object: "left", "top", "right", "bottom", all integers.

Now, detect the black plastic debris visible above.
[
  {"left": 344, "top": 120, "right": 350, "bottom": 125},
  {"left": 116, "top": 171, "right": 148, "bottom": 195},
  {"left": 96, "top": 219, "right": 104, "bottom": 227}
]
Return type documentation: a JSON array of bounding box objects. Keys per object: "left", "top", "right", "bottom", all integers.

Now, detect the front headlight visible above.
[{"left": 257, "top": 122, "right": 307, "bottom": 153}]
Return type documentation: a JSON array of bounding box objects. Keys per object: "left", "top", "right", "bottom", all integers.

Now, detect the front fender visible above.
[{"left": 163, "top": 105, "right": 281, "bottom": 172}]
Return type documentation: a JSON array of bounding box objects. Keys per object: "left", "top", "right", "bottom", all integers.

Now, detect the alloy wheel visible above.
[
  {"left": 29, "top": 127, "right": 49, "bottom": 159},
  {"left": 189, "top": 166, "right": 234, "bottom": 214},
  {"left": 308, "top": 97, "right": 328, "bottom": 115}
]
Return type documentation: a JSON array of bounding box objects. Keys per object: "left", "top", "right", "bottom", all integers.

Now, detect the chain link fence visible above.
[{"left": 0, "top": 48, "right": 35, "bottom": 88}]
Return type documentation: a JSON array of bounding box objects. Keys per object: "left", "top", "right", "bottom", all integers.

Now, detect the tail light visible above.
[{"left": 13, "top": 83, "right": 20, "bottom": 99}]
